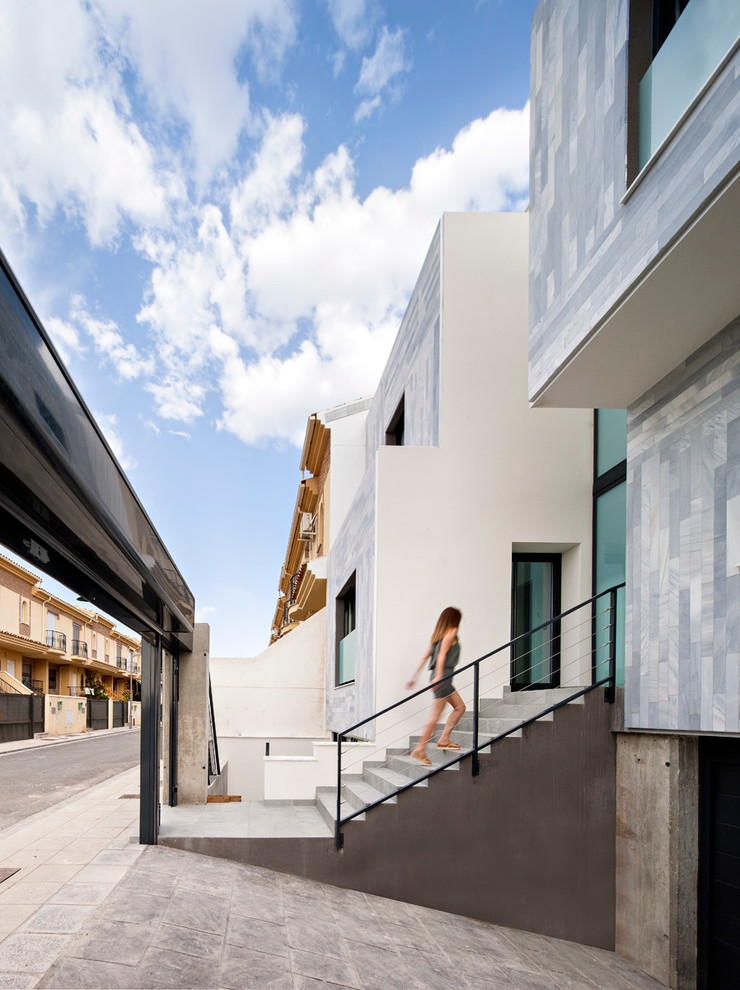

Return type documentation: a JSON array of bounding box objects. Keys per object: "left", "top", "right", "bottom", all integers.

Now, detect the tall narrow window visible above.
[
  {"left": 593, "top": 409, "right": 627, "bottom": 686},
  {"left": 336, "top": 574, "right": 357, "bottom": 686},
  {"left": 385, "top": 395, "right": 405, "bottom": 446},
  {"left": 511, "top": 554, "right": 562, "bottom": 691}
]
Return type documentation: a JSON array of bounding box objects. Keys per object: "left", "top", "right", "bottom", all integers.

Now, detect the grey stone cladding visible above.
[
  {"left": 529, "top": 0, "right": 740, "bottom": 400},
  {"left": 325, "top": 224, "right": 442, "bottom": 736},
  {"left": 626, "top": 315, "right": 740, "bottom": 733}
]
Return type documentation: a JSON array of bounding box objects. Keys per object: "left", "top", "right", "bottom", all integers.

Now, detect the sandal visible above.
[
  {"left": 436, "top": 741, "right": 462, "bottom": 750},
  {"left": 411, "top": 751, "right": 433, "bottom": 766}
]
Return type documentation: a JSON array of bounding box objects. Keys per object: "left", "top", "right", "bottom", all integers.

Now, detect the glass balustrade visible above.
[
  {"left": 338, "top": 629, "right": 356, "bottom": 685},
  {"left": 639, "top": 0, "right": 740, "bottom": 170}
]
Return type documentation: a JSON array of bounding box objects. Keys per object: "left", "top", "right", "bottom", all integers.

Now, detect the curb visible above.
[{"left": 0, "top": 724, "right": 140, "bottom": 757}]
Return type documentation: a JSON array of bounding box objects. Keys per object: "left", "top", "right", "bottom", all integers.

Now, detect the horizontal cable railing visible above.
[{"left": 335, "top": 584, "right": 623, "bottom": 849}]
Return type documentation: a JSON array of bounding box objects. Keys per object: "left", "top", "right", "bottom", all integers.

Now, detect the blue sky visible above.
[{"left": 0, "top": 0, "right": 534, "bottom": 656}]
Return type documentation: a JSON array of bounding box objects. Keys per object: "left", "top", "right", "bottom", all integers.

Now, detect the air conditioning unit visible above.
[{"left": 298, "top": 512, "right": 316, "bottom": 540}]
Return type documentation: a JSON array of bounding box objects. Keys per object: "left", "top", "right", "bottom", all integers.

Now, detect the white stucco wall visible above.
[
  {"left": 328, "top": 212, "right": 594, "bottom": 733},
  {"left": 323, "top": 400, "right": 371, "bottom": 547},
  {"left": 210, "top": 608, "right": 329, "bottom": 799}
]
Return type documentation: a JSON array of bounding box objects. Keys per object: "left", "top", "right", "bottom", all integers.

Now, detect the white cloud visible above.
[
  {"left": 353, "top": 25, "right": 410, "bottom": 120},
  {"left": 95, "top": 0, "right": 297, "bottom": 182},
  {"left": 46, "top": 317, "right": 85, "bottom": 365},
  {"left": 134, "top": 104, "right": 529, "bottom": 445},
  {"left": 168, "top": 430, "right": 192, "bottom": 440},
  {"left": 326, "top": 0, "right": 374, "bottom": 50},
  {"left": 94, "top": 412, "right": 136, "bottom": 471},
  {"left": 70, "top": 298, "right": 154, "bottom": 380}
]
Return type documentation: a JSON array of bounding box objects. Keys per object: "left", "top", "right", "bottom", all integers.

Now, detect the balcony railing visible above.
[
  {"left": 46, "top": 630, "right": 67, "bottom": 650},
  {"left": 116, "top": 658, "right": 128, "bottom": 670},
  {"left": 67, "top": 685, "right": 89, "bottom": 697},
  {"left": 71, "top": 639, "right": 88, "bottom": 658}
]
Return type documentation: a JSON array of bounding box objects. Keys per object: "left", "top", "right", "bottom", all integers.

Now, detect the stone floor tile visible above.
[
  {"left": 101, "top": 887, "right": 171, "bottom": 925},
  {"left": 88, "top": 847, "right": 144, "bottom": 866},
  {"left": 290, "top": 946, "right": 361, "bottom": 988},
  {"left": 285, "top": 913, "right": 349, "bottom": 959},
  {"left": 0, "top": 933, "right": 70, "bottom": 973},
  {"left": 225, "top": 914, "right": 289, "bottom": 957},
  {"left": 117, "top": 869, "right": 179, "bottom": 899},
  {"left": 134, "top": 944, "right": 222, "bottom": 989},
  {"left": 162, "top": 888, "right": 230, "bottom": 935},
  {"left": 20, "top": 863, "right": 82, "bottom": 885},
  {"left": 293, "top": 978, "right": 358, "bottom": 990},
  {"left": 18, "top": 904, "right": 94, "bottom": 934},
  {"left": 346, "top": 938, "right": 417, "bottom": 990},
  {"left": 0, "top": 904, "right": 36, "bottom": 934},
  {"left": 65, "top": 917, "right": 151, "bottom": 966},
  {"left": 0, "top": 882, "right": 63, "bottom": 905},
  {"left": 66, "top": 863, "right": 130, "bottom": 885},
  {"left": 0, "top": 973, "right": 40, "bottom": 988},
  {"left": 148, "top": 920, "right": 224, "bottom": 960},
  {"left": 35, "top": 956, "right": 139, "bottom": 990},
  {"left": 230, "top": 888, "right": 284, "bottom": 924},
  {"left": 47, "top": 882, "right": 115, "bottom": 905},
  {"left": 219, "top": 943, "right": 293, "bottom": 990}
]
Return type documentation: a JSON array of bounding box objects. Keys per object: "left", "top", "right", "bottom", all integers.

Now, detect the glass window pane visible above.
[
  {"left": 596, "top": 409, "right": 627, "bottom": 476},
  {"left": 594, "top": 482, "right": 626, "bottom": 686}
]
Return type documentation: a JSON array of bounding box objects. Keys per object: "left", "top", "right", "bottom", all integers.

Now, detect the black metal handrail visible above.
[
  {"left": 335, "top": 584, "right": 624, "bottom": 849},
  {"left": 46, "top": 630, "right": 66, "bottom": 650},
  {"left": 71, "top": 639, "right": 88, "bottom": 657}
]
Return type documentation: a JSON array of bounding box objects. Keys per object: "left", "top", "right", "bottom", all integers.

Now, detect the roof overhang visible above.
[
  {"left": 531, "top": 166, "right": 740, "bottom": 409},
  {"left": 0, "top": 249, "right": 194, "bottom": 649}
]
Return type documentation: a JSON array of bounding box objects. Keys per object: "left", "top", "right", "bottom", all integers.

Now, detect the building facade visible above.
[
  {"left": 529, "top": 1, "right": 740, "bottom": 986},
  {"left": 0, "top": 553, "right": 140, "bottom": 705},
  {"left": 324, "top": 211, "right": 594, "bottom": 735}
]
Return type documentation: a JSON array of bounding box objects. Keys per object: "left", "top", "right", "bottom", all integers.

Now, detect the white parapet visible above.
[{"left": 264, "top": 740, "right": 378, "bottom": 801}]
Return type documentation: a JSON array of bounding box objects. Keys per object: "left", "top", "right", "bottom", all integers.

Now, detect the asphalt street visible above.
[{"left": 0, "top": 728, "right": 140, "bottom": 830}]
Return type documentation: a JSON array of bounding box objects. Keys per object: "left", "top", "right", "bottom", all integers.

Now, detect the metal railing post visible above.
[
  {"left": 605, "top": 587, "right": 617, "bottom": 703},
  {"left": 472, "top": 659, "right": 480, "bottom": 776},
  {"left": 335, "top": 733, "right": 344, "bottom": 849}
]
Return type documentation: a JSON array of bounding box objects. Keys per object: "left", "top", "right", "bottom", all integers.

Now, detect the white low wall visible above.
[
  {"left": 218, "top": 736, "right": 322, "bottom": 801},
  {"left": 264, "top": 740, "right": 377, "bottom": 801},
  {"left": 45, "top": 695, "right": 86, "bottom": 736}
]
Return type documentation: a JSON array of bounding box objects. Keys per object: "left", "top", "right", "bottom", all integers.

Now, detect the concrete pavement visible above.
[{"left": 0, "top": 761, "right": 667, "bottom": 989}]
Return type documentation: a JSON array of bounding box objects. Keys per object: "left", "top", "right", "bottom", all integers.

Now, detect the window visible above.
[
  {"left": 20, "top": 600, "right": 28, "bottom": 625},
  {"left": 385, "top": 395, "right": 405, "bottom": 446},
  {"left": 336, "top": 573, "right": 356, "bottom": 686},
  {"left": 628, "top": 0, "right": 740, "bottom": 177},
  {"left": 48, "top": 666, "right": 57, "bottom": 692},
  {"left": 511, "top": 554, "right": 562, "bottom": 690},
  {"left": 593, "top": 409, "right": 627, "bottom": 686}
]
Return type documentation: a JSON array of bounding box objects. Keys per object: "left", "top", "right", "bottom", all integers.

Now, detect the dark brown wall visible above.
[{"left": 164, "top": 691, "right": 617, "bottom": 949}]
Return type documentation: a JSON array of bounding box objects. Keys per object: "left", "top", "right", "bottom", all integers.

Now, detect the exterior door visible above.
[
  {"left": 511, "top": 554, "right": 561, "bottom": 690},
  {"left": 698, "top": 739, "right": 740, "bottom": 989}
]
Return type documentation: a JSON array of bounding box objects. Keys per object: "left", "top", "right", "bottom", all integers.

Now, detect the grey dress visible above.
[{"left": 428, "top": 638, "right": 460, "bottom": 698}]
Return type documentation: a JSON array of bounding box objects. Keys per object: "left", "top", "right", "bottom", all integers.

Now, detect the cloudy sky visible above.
[{"left": 0, "top": 0, "right": 534, "bottom": 655}]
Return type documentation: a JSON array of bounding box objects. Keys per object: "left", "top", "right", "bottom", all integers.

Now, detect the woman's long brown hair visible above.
[{"left": 430, "top": 606, "right": 462, "bottom": 645}]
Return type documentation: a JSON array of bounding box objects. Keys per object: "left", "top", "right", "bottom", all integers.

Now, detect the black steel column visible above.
[
  {"left": 168, "top": 651, "right": 179, "bottom": 807},
  {"left": 140, "top": 634, "right": 161, "bottom": 844}
]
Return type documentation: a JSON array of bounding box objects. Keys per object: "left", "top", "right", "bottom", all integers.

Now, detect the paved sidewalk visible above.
[{"left": 0, "top": 768, "right": 667, "bottom": 989}]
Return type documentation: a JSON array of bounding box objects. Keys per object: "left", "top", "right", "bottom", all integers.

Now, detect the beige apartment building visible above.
[{"left": 0, "top": 553, "right": 140, "bottom": 701}]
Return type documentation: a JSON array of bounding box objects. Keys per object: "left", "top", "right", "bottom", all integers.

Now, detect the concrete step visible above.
[
  {"left": 342, "top": 777, "right": 395, "bottom": 813},
  {"left": 315, "top": 786, "right": 362, "bottom": 830},
  {"left": 387, "top": 753, "right": 460, "bottom": 780},
  {"left": 363, "top": 763, "right": 428, "bottom": 796},
  {"left": 499, "top": 687, "right": 586, "bottom": 706}
]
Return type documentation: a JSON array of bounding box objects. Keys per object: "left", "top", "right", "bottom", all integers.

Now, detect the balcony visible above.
[
  {"left": 46, "top": 630, "right": 67, "bottom": 650},
  {"left": 67, "top": 685, "right": 89, "bottom": 697},
  {"left": 116, "top": 658, "right": 128, "bottom": 670},
  {"left": 638, "top": 0, "right": 740, "bottom": 170},
  {"left": 71, "top": 639, "right": 88, "bottom": 658}
]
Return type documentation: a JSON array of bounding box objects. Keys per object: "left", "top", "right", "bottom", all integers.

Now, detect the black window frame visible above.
[
  {"left": 335, "top": 572, "right": 357, "bottom": 687},
  {"left": 385, "top": 395, "right": 405, "bottom": 446}
]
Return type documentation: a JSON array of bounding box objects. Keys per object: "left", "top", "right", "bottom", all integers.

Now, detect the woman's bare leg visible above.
[
  {"left": 437, "top": 691, "right": 466, "bottom": 746},
  {"left": 411, "top": 696, "right": 446, "bottom": 758}
]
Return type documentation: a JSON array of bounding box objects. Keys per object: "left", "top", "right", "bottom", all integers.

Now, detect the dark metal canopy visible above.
[{"left": 0, "top": 247, "right": 194, "bottom": 650}]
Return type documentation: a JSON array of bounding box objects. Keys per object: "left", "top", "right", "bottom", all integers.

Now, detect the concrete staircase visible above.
[{"left": 316, "top": 686, "right": 585, "bottom": 831}]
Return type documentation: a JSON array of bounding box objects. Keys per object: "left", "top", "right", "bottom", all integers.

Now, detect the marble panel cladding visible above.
[
  {"left": 626, "top": 314, "right": 740, "bottom": 732},
  {"left": 364, "top": 222, "right": 441, "bottom": 458},
  {"left": 529, "top": 0, "right": 740, "bottom": 399},
  {"left": 325, "top": 222, "right": 443, "bottom": 736}
]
